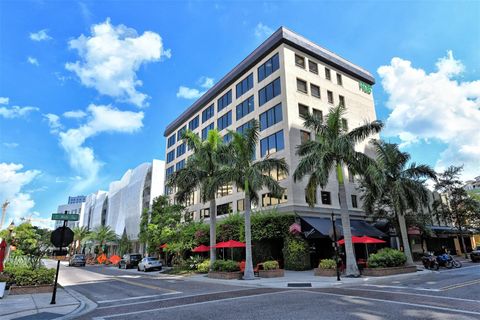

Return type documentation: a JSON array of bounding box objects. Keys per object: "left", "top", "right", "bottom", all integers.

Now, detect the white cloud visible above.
[
  {"left": 27, "top": 56, "right": 39, "bottom": 66},
  {"left": 54, "top": 104, "right": 143, "bottom": 189},
  {"left": 65, "top": 18, "right": 170, "bottom": 107},
  {"left": 254, "top": 23, "right": 274, "bottom": 39},
  {"left": 378, "top": 51, "right": 480, "bottom": 180},
  {"left": 0, "top": 163, "right": 41, "bottom": 228},
  {"left": 63, "top": 110, "right": 87, "bottom": 119},
  {"left": 176, "top": 76, "right": 214, "bottom": 99},
  {"left": 44, "top": 113, "right": 62, "bottom": 133},
  {"left": 176, "top": 86, "right": 204, "bottom": 99},
  {"left": 29, "top": 29, "right": 52, "bottom": 41},
  {"left": 0, "top": 98, "right": 39, "bottom": 119},
  {"left": 3, "top": 142, "right": 19, "bottom": 148}
]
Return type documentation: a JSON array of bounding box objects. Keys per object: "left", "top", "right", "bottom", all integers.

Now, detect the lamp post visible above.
[{"left": 331, "top": 212, "right": 341, "bottom": 281}]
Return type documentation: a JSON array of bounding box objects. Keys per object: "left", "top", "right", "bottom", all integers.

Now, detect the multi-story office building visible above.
[
  {"left": 55, "top": 195, "right": 86, "bottom": 229},
  {"left": 164, "top": 27, "right": 379, "bottom": 231}
]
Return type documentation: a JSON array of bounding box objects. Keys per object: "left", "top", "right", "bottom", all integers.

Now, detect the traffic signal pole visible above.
[{"left": 50, "top": 220, "right": 66, "bottom": 305}]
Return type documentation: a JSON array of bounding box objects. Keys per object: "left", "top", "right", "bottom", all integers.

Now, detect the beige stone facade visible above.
[{"left": 163, "top": 27, "right": 378, "bottom": 222}]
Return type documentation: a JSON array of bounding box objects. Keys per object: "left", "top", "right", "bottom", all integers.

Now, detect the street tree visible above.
[
  {"left": 293, "top": 105, "right": 383, "bottom": 277},
  {"left": 72, "top": 226, "right": 90, "bottom": 254},
  {"left": 89, "top": 225, "right": 117, "bottom": 255}
]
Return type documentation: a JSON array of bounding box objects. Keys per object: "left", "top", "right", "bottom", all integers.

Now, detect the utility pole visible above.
[{"left": 1, "top": 201, "right": 9, "bottom": 229}]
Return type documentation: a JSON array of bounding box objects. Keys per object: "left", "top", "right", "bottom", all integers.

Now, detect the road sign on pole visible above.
[{"left": 51, "top": 213, "right": 79, "bottom": 221}]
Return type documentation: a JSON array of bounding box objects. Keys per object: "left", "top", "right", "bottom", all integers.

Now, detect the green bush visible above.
[
  {"left": 318, "top": 259, "right": 336, "bottom": 270},
  {"left": 4, "top": 266, "right": 55, "bottom": 286},
  {"left": 196, "top": 259, "right": 210, "bottom": 273},
  {"left": 282, "top": 236, "right": 310, "bottom": 271},
  {"left": 212, "top": 260, "right": 240, "bottom": 272},
  {"left": 367, "top": 248, "right": 407, "bottom": 268},
  {"left": 262, "top": 260, "right": 279, "bottom": 270},
  {"left": 188, "top": 255, "right": 205, "bottom": 270}
]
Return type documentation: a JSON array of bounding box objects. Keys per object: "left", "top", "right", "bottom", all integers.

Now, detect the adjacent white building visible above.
[{"left": 54, "top": 196, "right": 86, "bottom": 229}]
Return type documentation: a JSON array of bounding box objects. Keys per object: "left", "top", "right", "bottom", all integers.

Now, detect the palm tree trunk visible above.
[
  {"left": 243, "top": 196, "right": 255, "bottom": 280},
  {"left": 337, "top": 163, "right": 359, "bottom": 277},
  {"left": 396, "top": 210, "right": 414, "bottom": 265},
  {"left": 209, "top": 198, "right": 217, "bottom": 271},
  {"left": 458, "top": 225, "right": 468, "bottom": 258}
]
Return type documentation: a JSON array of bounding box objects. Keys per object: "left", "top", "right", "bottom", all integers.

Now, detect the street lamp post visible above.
[{"left": 331, "top": 212, "right": 341, "bottom": 281}]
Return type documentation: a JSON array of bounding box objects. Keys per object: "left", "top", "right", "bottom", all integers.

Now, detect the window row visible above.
[
  {"left": 236, "top": 95, "right": 254, "bottom": 120},
  {"left": 236, "top": 73, "right": 253, "bottom": 98},
  {"left": 296, "top": 78, "right": 345, "bottom": 106},
  {"left": 217, "top": 90, "right": 232, "bottom": 112},
  {"left": 295, "top": 53, "right": 343, "bottom": 86},
  {"left": 217, "top": 111, "right": 232, "bottom": 131}
]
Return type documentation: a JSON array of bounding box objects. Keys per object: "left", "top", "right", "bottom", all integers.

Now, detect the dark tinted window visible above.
[
  {"left": 166, "top": 166, "right": 174, "bottom": 177},
  {"left": 202, "top": 104, "right": 214, "bottom": 123},
  {"left": 188, "top": 116, "right": 199, "bottom": 131},
  {"left": 177, "top": 126, "right": 186, "bottom": 141},
  {"left": 167, "top": 135, "right": 176, "bottom": 148},
  {"left": 236, "top": 120, "right": 254, "bottom": 135},
  {"left": 217, "top": 111, "right": 232, "bottom": 131},
  {"left": 167, "top": 150, "right": 175, "bottom": 163},
  {"left": 201, "top": 122, "right": 214, "bottom": 140},
  {"left": 260, "top": 130, "right": 284, "bottom": 157},
  {"left": 176, "top": 160, "right": 185, "bottom": 171},
  {"left": 176, "top": 143, "right": 186, "bottom": 157},
  {"left": 258, "top": 53, "right": 280, "bottom": 82},
  {"left": 236, "top": 73, "right": 254, "bottom": 98},
  {"left": 259, "top": 103, "right": 282, "bottom": 131},
  {"left": 217, "top": 90, "right": 232, "bottom": 112},
  {"left": 236, "top": 95, "right": 254, "bottom": 120},
  {"left": 321, "top": 191, "right": 331, "bottom": 205},
  {"left": 259, "top": 77, "right": 281, "bottom": 106}
]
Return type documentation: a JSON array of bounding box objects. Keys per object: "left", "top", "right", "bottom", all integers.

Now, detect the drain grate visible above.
[{"left": 287, "top": 283, "right": 312, "bottom": 287}]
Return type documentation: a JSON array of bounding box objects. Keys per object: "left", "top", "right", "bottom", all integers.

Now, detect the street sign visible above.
[
  {"left": 51, "top": 213, "right": 79, "bottom": 221},
  {"left": 50, "top": 227, "right": 74, "bottom": 248}
]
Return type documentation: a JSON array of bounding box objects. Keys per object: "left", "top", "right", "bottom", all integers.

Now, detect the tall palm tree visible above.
[
  {"left": 89, "top": 225, "right": 117, "bottom": 254},
  {"left": 167, "top": 129, "right": 226, "bottom": 270},
  {"left": 361, "top": 140, "right": 436, "bottom": 265},
  {"left": 72, "top": 226, "right": 90, "bottom": 254},
  {"left": 216, "top": 120, "right": 288, "bottom": 280},
  {"left": 293, "top": 105, "right": 383, "bottom": 277}
]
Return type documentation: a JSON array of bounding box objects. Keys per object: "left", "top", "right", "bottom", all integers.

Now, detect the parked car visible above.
[
  {"left": 471, "top": 246, "right": 480, "bottom": 262},
  {"left": 118, "top": 253, "right": 142, "bottom": 269},
  {"left": 69, "top": 254, "right": 86, "bottom": 267},
  {"left": 137, "top": 257, "right": 163, "bottom": 272}
]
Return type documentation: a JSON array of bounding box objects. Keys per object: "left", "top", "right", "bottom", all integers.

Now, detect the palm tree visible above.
[
  {"left": 89, "top": 225, "right": 117, "bottom": 254},
  {"left": 167, "top": 129, "right": 226, "bottom": 270},
  {"left": 361, "top": 140, "right": 436, "bottom": 265},
  {"left": 216, "top": 120, "right": 288, "bottom": 280},
  {"left": 293, "top": 105, "right": 383, "bottom": 277},
  {"left": 72, "top": 226, "right": 90, "bottom": 254}
]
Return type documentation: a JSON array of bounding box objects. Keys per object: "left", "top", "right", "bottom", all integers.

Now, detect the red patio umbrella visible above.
[
  {"left": 338, "top": 236, "right": 386, "bottom": 258},
  {"left": 192, "top": 244, "right": 210, "bottom": 253},
  {"left": 214, "top": 240, "right": 246, "bottom": 260},
  {"left": 0, "top": 239, "right": 6, "bottom": 273}
]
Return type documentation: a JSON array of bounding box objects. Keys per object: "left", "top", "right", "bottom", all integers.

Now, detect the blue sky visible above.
[{"left": 1, "top": 1, "right": 479, "bottom": 228}]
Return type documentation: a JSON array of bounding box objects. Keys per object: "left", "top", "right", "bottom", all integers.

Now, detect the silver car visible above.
[{"left": 137, "top": 257, "right": 162, "bottom": 272}]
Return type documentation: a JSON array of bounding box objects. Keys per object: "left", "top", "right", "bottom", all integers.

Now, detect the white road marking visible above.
[
  {"left": 359, "top": 284, "right": 442, "bottom": 292},
  {"left": 97, "top": 292, "right": 181, "bottom": 304},
  {"left": 301, "top": 290, "right": 480, "bottom": 316}
]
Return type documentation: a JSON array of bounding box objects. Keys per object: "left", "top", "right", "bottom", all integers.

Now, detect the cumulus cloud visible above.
[
  {"left": 63, "top": 110, "right": 87, "bottom": 119},
  {"left": 254, "top": 23, "right": 274, "bottom": 39},
  {"left": 53, "top": 104, "right": 143, "bottom": 189},
  {"left": 378, "top": 51, "right": 480, "bottom": 180},
  {"left": 0, "top": 98, "right": 39, "bottom": 118},
  {"left": 65, "top": 18, "right": 170, "bottom": 107},
  {"left": 176, "top": 76, "right": 214, "bottom": 99},
  {"left": 29, "top": 29, "right": 52, "bottom": 41},
  {"left": 27, "top": 57, "right": 39, "bottom": 66},
  {"left": 0, "top": 163, "right": 41, "bottom": 228},
  {"left": 44, "top": 113, "right": 62, "bottom": 133}
]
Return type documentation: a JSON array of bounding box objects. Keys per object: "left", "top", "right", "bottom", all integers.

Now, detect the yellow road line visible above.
[
  {"left": 112, "top": 277, "right": 180, "bottom": 293},
  {"left": 440, "top": 278, "right": 480, "bottom": 291}
]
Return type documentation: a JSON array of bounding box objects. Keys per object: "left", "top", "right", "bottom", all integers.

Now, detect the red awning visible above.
[
  {"left": 192, "top": 244, "right": 210, "bottom": 252},
  {"left": 214, "top": 240, "right": 246, "bottom": 248},
  {"left": 338, "top": 236, "right": 386, "bottom": 245}
]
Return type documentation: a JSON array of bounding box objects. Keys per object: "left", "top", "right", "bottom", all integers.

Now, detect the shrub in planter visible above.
[
  {"left": 212, "top": 260, "right": 240, "bottom": 272},
  {"left": 5, "top": 266, "right": 55, "bottom": 286},
  {"left": 282, "top": 236, "right": 310, "bottom": 270},
  {"left": 262, "top": 260, "right": 279, "bottom": 270},
  {"left": 318, "top": 259, "right": 336, "bottom": 270},
  {"left": 367, "top": 248, "right": 407, "bottom": 268},
  {"left": 197, "top": 259, "right": 210, "bottom": 273}
]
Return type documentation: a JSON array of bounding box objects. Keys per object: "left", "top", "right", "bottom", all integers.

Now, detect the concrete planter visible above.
[
  {"left": 9, "top": 284, "right": 54, "bottom": 295},
  {"left": 361, "top": 265, "right": 417, "bottom": 277},
  {"left": 314, "top": 268, "right": 337, "bottom": 276},
  {"left": 258, "top": 269, "right": 285, "bottom": 278},
  {"left": 207, "top": 271, "right": 243, "bottom": 280}
]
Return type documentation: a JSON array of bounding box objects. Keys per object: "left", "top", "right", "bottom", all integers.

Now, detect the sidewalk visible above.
[
  {"left": 0, "top": 287, "right": 95, "bottom": 320},
  {"left": 188, "top": 268, "right": 430, "bottom": 288}
]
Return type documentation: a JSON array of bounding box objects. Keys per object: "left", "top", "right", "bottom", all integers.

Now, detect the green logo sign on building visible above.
[{"left": 359, "top": 82, "right": 372, "bottom": 94}]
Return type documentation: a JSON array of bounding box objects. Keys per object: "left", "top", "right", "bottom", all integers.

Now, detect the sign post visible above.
[
  {"left": 330, "top": 212, "right": 341, "bottom": 282},
  {"left": 50, "top": 213, "right": 77, "bottom": 305}
]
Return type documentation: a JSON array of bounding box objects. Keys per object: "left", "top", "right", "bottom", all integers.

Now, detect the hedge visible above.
[
  {"left": 212, "top": 260, "right": 240, "bottom": 272},
  {"left": 282, "top": 236, "right": 310, "bottom": 270},
  {"left": 367, "top": 248, "right": 407, "bottom": 268}
]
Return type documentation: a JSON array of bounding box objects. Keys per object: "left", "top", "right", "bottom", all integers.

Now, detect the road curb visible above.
[{"left": 56, "top": 286, "right": 97, "bottom": 320}]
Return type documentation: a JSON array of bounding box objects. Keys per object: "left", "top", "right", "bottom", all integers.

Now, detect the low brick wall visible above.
[
  {"left": 207, "top": 271, "right": 243, "bottom": 280},
  {"left": 258, "top": 269, "right": 285, "bottom": 278},
  {"left": 314, "top": 268, "right": 337, "bottom": 277},
  {"left": 361, "top": 265, "right": 417, "bottom": 277},
  {"left": 9, "top": 284, "right": 54, "bottom": 295}
]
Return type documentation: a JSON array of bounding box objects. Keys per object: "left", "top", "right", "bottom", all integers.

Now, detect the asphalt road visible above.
[{"left": 52, "top": 260, "right": 480, "bottom": 320}]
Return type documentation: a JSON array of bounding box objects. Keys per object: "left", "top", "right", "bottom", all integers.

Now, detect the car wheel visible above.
[
  {"left": 144, "top": 267, "right": 148, "bottom": 272},
  {"left": 118, "top": 264, "right": 121, "bottom": 269},
  {"left": 137, "top": 266, "right": 140, "bottom": 271}
]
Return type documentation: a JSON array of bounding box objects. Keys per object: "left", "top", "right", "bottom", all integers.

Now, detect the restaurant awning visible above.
[{"left": 300, "top": 216, "right": 386, "bottom": 239}]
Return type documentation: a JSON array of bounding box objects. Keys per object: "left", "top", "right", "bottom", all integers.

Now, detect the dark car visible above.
[
  {"left": 471, "top": 246, "right": 480, "bottom": 262},
  {"left": 118, "top": 253, "right": 142, "bottom": 269},
  {"left": 69, "top": 254, "right": 86, "bottom": 267}
]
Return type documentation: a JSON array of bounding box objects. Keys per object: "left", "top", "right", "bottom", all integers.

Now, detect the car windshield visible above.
[
  {"left": 146, "top": 258, "right": 158, "bottom": 262},
  {"left": 74, "top": 255, "right": 85, "bottom": 259},
  {"left": 131, "top": 255, "right": 142, "bottom": 260}
]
